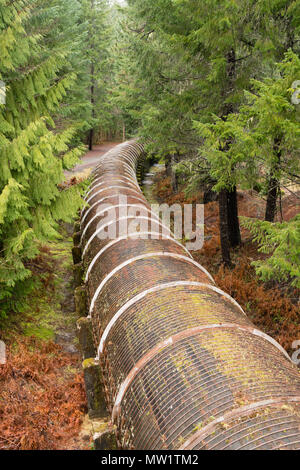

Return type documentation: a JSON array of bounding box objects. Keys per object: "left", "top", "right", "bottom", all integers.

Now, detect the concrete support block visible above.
[
  {"left": 73, "top": 231, "right": 81, "bottom": 247},
  {"left": 94, "top": 427, "right": 118, "bottom": 450},
  {"left": 83, "top": 358, "right": 108, "bottom": 419},
  {"left": 77, "top": 317, "right": 95, "bottom": 359},
  {"left": 73, "top": 262, "right": 83, "bottom": 287},
  {"left": 79, "top": 415, "right": 117, "bottom": 448},
  {"left": 74, "top": 221, "right": 81, "bottom": 233},
  {"left": 75, "top": 286, "right": 87, "bottom": 317},
  {"left": 72, "top": 245, "right": 82, "bottom": 265}
]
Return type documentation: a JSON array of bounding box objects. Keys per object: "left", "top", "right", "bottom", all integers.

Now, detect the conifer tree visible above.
[
  {"left": 196, "top": 51, "right": 300, "bottom": 280},
  {"left": 116, "top": 0, "right": 300, "bottom": 266},
  {"left": 81, "top": 0, "right": 112, "bottom": 149},
  {"left": 41, "top": 0, "right": 92, "bottom": 141},
  {"left": 0, "top": 0, "right": 84, "bottom": 316}
]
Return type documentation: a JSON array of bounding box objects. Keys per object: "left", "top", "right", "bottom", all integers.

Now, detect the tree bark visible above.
[
  {"left": 219, "top": 189, "right": 232, "bottom": 266},
  {"left": 265, "top": 137, "right": 281, "bottom": 222},
  {"left": 88, "top": 0, "right": 96, "bottom": 151},
  {"left": 203, "top": 187, "right": 218, "bottom": 204},
  {"left": 265, "top": 177, "right": 279, "bottom": 222},
  {"left": 227, "top": 186, "right": 241, "bottom": 247},
  {"left": 171, "top": 154, "right": 179, "bottom": 193},
  {"left": 165, "top": 155, "right": 172, "bottom": 177},
  {"left": 217, "top": 48, "right": 241, "bottom": 261}
]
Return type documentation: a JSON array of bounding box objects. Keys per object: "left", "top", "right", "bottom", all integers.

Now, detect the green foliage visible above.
[
  {"left": 0, "top": 0, "right": 86, "bottom": 315},
  {"left": 115, "top": 0, "right": 300, "bottom": 166},
  {"left": 80, "top": 0, "right": 117, "bottom": 141},
  {"left": 115, "top": 0, "right": 300, "bottom": 282},
  {"left": 194, "top": 51, "right": 300, "bottom": 192},
  {"left": 241, "top": 215, "right": 300, "bottom": 288}
]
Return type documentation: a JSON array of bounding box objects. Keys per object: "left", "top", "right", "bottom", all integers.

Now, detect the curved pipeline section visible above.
[{"left": 81, "top": 140, "right": 300, "bottom": 450}]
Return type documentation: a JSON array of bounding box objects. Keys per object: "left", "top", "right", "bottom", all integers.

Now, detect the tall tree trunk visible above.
[
  {"left": 88, "top": 61, "right": 95, "bottom": 151},
  {"left": 219, "top": 189, "right": 232, "bottom": 266},
  {"left": 165, "top": 155, "right": 172, "bottom": 177},
  {"left": 227, "top": 186, "right": 241, "bottom": 247},
  {"left": 88, "top": 0, "right": 95, "bottom": 151},
  {"left": 217, "top": 48, "right": 241, "bottom": 262},
  {"left": 265, "top": 137, "right": 281, "bottom": 222},
  {"left": 171, "top": 154, "right": 179, "bottom": 193},
  {"left": 88, "top": 128, "right": 94, "bottom": 151},
  {"left": 265, "top": 177, "right": 279, "bottom": 222}
]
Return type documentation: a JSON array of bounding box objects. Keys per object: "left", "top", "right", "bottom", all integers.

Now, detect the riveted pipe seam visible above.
[
  {"left": 85, "top": 185, "right": 142, "bottom": 207},
  {"left": 85, "top": 234, "right": 193, "bottom": 283},
  {"left": 89, "top": 252, "right": 216, "bottom": 314},
  {"left": 83, "top": 216, "right": 173, "bottom": 257},
  {"left": 81, "top": 193, "right": 148, "bottom": 227},
  {"left": 84, "top": 178, "right": 139, "bottom": 200},
  {"left": 96, "top": 281, "right": 251, "bottom": 357}
]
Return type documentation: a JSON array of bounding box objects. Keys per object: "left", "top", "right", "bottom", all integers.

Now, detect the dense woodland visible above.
[
  {"left": 0, "top": 1, "right": 299, "bottom": 324},
  {"left": 0, "top": 0, "right": 299, "bottom": 451}
]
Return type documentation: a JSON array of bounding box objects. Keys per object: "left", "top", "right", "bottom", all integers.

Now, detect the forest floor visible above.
[
  {"left": 0, "top": 225, "right": 88, "bottom": 450},
  {"left": 151, "top": 168, "right": 300, "bottom": 356},
  {"left": 0, "top": 142, "right": 120, "bottom": 450},
  {"left": 64, "top": 142, "right": 121, "bottom": 182}
]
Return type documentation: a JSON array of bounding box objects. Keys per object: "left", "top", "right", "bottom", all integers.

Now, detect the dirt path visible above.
[{"left": 65, "top": 142, "right": 121, "bottom": 180}]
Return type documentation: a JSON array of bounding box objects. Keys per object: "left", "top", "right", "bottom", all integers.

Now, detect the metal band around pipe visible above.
[
  {"left": 80, "top": 204, "right": 157, "bottom": 244},
  {"left": 89, "top": 253, "right": 216, "bottom": 315},
  {"left": 179, "top": 397, "right": 300, "bottom": 450},
  {"left": 80, "top": 193, "right": 148, "bottom": 227},
  {"left": 85, "top": 233, "right": 193, "bottom": 282},
  {"left": 85, "top": 185, "right": 142, "bottom": 207},
  {"left": 82, "top": 215, "right": 173, "bottom": 257},
  {"left": 94, "top": 163, "right": 137, "bottom": 179},
  {"left": 95, "top": 152, "right": 137, "bottom": 169},
  {"left": 96, "top": 160, "right": 136, "bottom": 177},
  {"left": 112, "top": 324, "right": 293, "bottom": 422}
]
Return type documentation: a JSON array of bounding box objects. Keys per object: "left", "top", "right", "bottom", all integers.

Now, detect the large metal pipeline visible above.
[{"left": 80, "top": 140, "right": 300, "bottom": 450}]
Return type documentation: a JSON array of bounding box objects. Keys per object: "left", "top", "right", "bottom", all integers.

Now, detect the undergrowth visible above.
[
  {"left": 0, "top": 338, "right": 86, "bottom": 450},
  {"left": 0, "top": 225, "right": 87, "bottom": 450},
  {"left": 153, "top": 172, "right": 300, "bottom": 355}
]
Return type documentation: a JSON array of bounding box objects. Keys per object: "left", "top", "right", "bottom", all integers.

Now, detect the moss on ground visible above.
[{"left": 2, "top": 224, "right": 78, "bottom": 348}]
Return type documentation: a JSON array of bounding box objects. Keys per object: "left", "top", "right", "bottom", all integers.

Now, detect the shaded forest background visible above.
[
  {"left": 1, "top": 0, "right": 299, "bottom": 317},
  {"left": 0, "top": 0, "right": 299, "bottom": 450}
]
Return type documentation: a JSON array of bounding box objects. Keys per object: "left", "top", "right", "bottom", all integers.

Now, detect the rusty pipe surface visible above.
[{"left": 81, "top": 140, "right": 300, "bottom": 450}]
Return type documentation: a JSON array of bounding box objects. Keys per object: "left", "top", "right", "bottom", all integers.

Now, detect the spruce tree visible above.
[
  {"left": 81, "top": 0, "right": 112, "bottom": 149},
  {"left": 241, "top": 215, "right": 300, "bottom": 288},
  {"left": 0, "top": 0, "right": 84, "bottom": 317},
  {"left": 116, "top": 0, "right": 300, "bottom": 265},
  {"left": 196, "top": 51, "right": 300, "bottom": 281}
]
